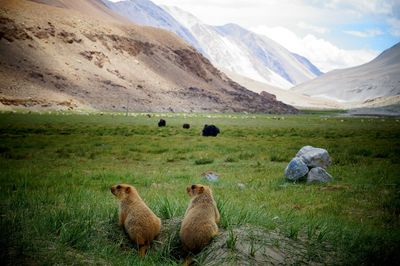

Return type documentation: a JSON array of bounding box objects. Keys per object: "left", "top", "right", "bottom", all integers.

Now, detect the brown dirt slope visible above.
[
  {"left": 151, "top": 218, "right": 338, "bottom": 265},
  {"left": 0, "top": 0, "right": 297, "bottom": 113}
]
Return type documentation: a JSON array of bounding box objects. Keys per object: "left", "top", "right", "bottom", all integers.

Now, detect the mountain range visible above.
[
  {"left": 107, "top": 0, "right": 399, "bottom": 109},
  {"left": 0, "top": 0, "right": 297, "bottom": 113},
  {"left": 103, "top": 0, "right": 322, "bottom": 89}
]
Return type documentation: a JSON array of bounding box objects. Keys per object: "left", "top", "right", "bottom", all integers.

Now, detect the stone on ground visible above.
[
  {"left": 307, "top": 167, "right": 333, "bottom": 184},
  {"left": 202, "top": 171, "right": 219, "bottom": 182},
  {"left": 285, "top": 157, "right": 309, "bottom": 181},
  {"left": 297, "top": 146, "right": 331, "bottom": 169}
]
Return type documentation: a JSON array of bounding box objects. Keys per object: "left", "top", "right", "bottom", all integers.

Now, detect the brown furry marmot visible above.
[
  {"left": 180, "top": 184, "right": 220, "bottom": 253},
  {"left": 111, "top": 183, "right": 161, "bottom": 256}
]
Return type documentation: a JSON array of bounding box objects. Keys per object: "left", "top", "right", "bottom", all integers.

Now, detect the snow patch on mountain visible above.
[
  {"left": 103, "top": 1, "right": 322, "bottom": 89},
  {"left": 292, "top": 53, "right": 323, "bottom": 76},
  {"left": 101, "top": 0, "right": 205, "bottom": 54},
  {"left": 163, "top": 5, "right": 320, "bottom": 89}
]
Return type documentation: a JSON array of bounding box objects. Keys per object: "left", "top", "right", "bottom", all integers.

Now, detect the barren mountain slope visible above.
[
  {"left": 292, "top": 42, "right": 400, "bottom": 105},
  {"left": 31, "top": 0, "right": 131, "bottom": 23},
  {"left": 100, "top": 0, "right": 205, "bottom": 54},
  {"left": 0, "top": 0, "right": 297, "bottom": 113}
]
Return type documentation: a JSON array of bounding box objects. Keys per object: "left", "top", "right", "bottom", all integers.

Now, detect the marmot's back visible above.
[
  {"left": 111, "top": 184, "right": 161, "bottom": 256},
  {"left": 180, "top": 184, "right": 220, "bottom": 253},
  {"left": 125, "top": 201, "right": 161, "bottom": 243}
]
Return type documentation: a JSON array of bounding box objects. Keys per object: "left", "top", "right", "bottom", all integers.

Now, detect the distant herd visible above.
[{"left": 158, "top": 119, "right": 220, "bottom": 137}]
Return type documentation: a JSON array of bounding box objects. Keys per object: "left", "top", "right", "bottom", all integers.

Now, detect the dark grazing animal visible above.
[
  {"left": 158, "top": 119, "right": 166, "bottom": 127},
  {"left": 183, "top": 123, "right": 190, "bottom": 129},
  {"left": 202, "top": 125, "right": 220, "bottom": 137}
]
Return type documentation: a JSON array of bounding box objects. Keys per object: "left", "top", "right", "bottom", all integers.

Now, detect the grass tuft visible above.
[
  {"left": 226, "top": 228, "right": 238, "bottom": 250},
  {"left": 157, "top": 197, "right": 179, "bottom": 219},
  {"left": 194, "top": 158, "right": 214, "bottom": 165}
]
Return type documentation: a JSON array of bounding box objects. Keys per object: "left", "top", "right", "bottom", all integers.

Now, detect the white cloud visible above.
[
  {"left": 343, "top": 28, "right": 384, "bottom": 37},
  {"left": 322, "top": 0, "right": 393, "bottom": 15},
  {"left": 251, "top": 25, "right": 378, "bottom": 72},
  {"left": 387, "top": 18, "right": 400, "bottom": 37},
  {"left": 297, "top": 21, "right": 328, "bottom": 34}
]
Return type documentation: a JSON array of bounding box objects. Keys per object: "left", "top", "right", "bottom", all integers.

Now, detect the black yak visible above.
[{"left": 202, "top": 124, "right": 220, "bottom": 137}]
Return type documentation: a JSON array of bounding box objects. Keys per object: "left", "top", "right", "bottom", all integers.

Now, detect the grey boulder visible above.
[
  {"left": 297, "top": 146, "right": 331, "bottom": 169},
  {"left": 307, "top": 167, "right": 333, "bottom": 184},
  {"left": 284, "top": 157, "right": 309, "bottom": 181},
  {"left": 295, "top": 145, "right": 314, "bottom": 157}
]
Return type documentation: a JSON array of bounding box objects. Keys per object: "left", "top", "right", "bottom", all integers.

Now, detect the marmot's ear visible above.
[
  {"left": 126, "top": 187, "right": 131, "bottom": 193},
  {"left": 199, "top": 186, "right": 204, "bottom": 193}
]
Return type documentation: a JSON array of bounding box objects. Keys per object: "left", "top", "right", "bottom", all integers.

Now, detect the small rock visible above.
[
  {"left": 284, "top": 157, "right": 309, "bottom": 181},
  {"left": 237, "top": 183, "right": 246, "bottom": 190},
  {"left": 151, "top": 183, "right": 162, "bottom": 188},
  {"left": 202, "top": 171, "right": 219, "bottom": 182},
  {"left": 307, "top": 167, "right": 333, "bottom": 184},
  {"left": 296, "top": 146, "right": 331, "bottom": 169}
]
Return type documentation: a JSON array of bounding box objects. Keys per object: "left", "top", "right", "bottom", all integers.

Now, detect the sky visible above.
[{"left": 112, "top": 0, "right": 400, "bottom": 72}]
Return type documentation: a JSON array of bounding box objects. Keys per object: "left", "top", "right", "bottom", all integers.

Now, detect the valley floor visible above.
[{"left": 0, "top": 112, "right": 399, "bottom": 265}]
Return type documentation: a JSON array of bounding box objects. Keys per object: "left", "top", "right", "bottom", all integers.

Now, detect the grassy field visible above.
[{"left": 0, "top": 111, "right": 399, "bottom": 265}]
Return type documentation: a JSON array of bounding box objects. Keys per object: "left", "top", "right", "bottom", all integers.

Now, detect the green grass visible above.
[
  {"left": 226, "top": 228, "right": 238, "bottom": 250},
  {"left": 0, "top": 111, "right": 399, "bottom": 265}
]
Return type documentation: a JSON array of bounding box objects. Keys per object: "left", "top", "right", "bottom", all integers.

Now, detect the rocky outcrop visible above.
[
  {"left": 79, "top": 51, "right": 110, "bottom": 68},
  {"left": 260, "top": 91, "right": 277, "bottom": 101}
]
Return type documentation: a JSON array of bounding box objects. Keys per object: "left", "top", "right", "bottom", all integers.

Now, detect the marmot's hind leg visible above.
[
  {"left": 138, "top": 244, "right": 149, "bottom": 257},
  {"left": 183, "top": 256, "right": 193, "bottom": 266}
]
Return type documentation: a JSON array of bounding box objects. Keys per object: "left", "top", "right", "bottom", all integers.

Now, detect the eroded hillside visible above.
[{"left": 0, "top": 0, "right": 297, "bottom": 113}]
